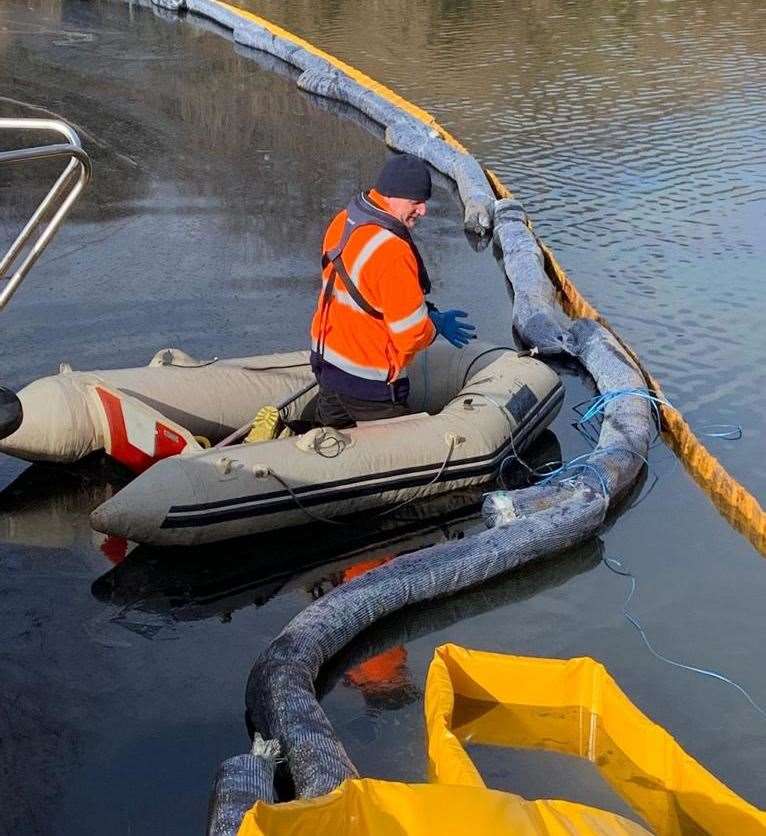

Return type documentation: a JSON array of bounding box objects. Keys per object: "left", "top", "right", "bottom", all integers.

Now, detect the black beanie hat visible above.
[{"left": 375, "top": 154, "right": 432, "bottom": 201}]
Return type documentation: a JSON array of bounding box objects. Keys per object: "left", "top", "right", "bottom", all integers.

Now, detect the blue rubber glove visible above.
[{"left": 429, "top": 308, "right": 477, "bottom": 348}]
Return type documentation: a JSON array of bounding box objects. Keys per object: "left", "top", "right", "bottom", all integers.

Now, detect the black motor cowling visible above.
[{"left": 0, "top": 385, "right": 22, "bottom": 440}]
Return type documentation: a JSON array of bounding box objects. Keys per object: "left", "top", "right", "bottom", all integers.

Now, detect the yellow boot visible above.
[{"left": 245, "top": 405, "right": 281, "bottom": 443}]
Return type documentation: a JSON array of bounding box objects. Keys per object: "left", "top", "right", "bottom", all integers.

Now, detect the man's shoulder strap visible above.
[
  {"left": 348, "top": 191, "right": 411, "bottom": 238},
  {"left": 322, "top": 254, "right": 385, "bottom": 321},
  {"left": 322, "top": 192, "right": 431, "bottom": 295},
  {"left": 323, "top": 192, "right": 406, "bottom": 263}
]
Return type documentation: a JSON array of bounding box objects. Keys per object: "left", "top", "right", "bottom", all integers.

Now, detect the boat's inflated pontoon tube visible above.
[
  {"left": 0, "top": 348, "right": 317, "bottom": 466},
  {"left": 0, "top": 342, "right": 563, "bottom": 545}
]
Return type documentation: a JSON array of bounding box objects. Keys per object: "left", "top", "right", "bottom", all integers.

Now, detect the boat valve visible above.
[
  {"left": 215, "top": 455, "right": 244, "bottom": 477},
  {"left": 445, "top": 432, "right": 466, "bottom": 447}
]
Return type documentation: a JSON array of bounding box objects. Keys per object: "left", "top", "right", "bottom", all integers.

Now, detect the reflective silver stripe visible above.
[
  {"left": 334, "top": 288, "right": 382, "bottom": 314},
  {"left": 321, "top": 229, "right": 392, "bottom": 314},
  {"left": 349, "top": 229, "right": 393, "bottom": 287},
  {"left": 320, "top": 278, "right": 382, "bottom": 314},
  {"left": 313, "top": 344, "right": 390, "bottom": 381},
  {"left": 389, "top": 302, "right": 428, "bottom": 334}
]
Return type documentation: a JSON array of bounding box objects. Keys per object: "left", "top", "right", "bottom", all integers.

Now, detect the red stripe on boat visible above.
[{"left": 95, "top": 386, "right": 187, "bottom": 473}]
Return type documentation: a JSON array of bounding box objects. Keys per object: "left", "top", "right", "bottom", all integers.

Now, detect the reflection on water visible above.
[
  {"left": 457, "top": 701, "right": 690, "bottom": 832},
  {"left": 0, "top": 0, "right": 506, "bottom": 390},
  {"left": 310, "top": 540, "right": 606, "bottom": 747},
  {"left": 1, "top": 1, "right": 766, "bottom": 833},
  {"left": 240, "top": 0, "right": 766, "bottom": 498},
  {"left": 0, "top": 457, "right": 129, "bottom": 551},
  {"left": 89, "top": 488, "right": 486, "bottom": 624},
  {"left": 456, "top": 701, "right": 643, "bottom": 825}
]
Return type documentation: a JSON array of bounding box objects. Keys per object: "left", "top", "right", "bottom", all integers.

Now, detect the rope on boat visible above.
[{"left": 263, "top": 434, "right": 457, "bottom": 526}]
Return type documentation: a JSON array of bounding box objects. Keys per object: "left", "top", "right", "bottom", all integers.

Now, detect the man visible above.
[{"left": 310, "top": 154, "right": 476, "bottom": 429}]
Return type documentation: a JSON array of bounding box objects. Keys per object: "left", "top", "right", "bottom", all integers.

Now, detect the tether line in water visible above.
[{"left": 603, "top": 556, "right": 766, "bottom": 719}]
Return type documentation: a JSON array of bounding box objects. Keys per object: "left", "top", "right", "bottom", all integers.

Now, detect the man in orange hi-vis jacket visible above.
[{"left": 310, "top": 154, "right": 476, "bottom": 429}]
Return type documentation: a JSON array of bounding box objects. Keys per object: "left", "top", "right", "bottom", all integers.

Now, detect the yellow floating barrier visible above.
[
  {"left": 237, "top": 643, "right": 765, "bottom": 835},
  {"left": 427, "top": 644, "right": 766, "bottom": 835},
  {"left": 238, "top": 779, "right": 648, "bottom": 835}
]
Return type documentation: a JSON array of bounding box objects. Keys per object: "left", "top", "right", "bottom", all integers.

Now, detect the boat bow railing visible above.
[
  {"left": 0, "top": 117, "right": 91, "bottom": 439},
  {"left": 0, "top": 117, "right": 92, "bottom": 311}
]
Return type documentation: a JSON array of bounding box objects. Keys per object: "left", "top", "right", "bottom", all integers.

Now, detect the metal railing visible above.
[{"left": 0, "top": 118, "right": 92, "bottom": 310}]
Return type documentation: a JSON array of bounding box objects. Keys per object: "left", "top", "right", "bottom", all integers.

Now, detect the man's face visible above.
[{"left": 387, "top": 196, "right": 428, "bottom": 229}]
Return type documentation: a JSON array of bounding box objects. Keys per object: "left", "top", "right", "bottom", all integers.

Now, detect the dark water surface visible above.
[{"left": 0, "top": 2, "right": 764, "bottom": 834}]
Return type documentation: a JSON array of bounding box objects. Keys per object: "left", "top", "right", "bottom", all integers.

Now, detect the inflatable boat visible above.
[{"left": 0, "top": 342, "right": 563, "bottom": 545}]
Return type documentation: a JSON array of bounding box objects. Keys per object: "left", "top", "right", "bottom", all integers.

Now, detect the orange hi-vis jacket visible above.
[{"left": 310, "top": 190, "right": 437, "bottom": 402}]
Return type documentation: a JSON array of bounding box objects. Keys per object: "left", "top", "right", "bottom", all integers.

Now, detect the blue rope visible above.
[
  {"left": 543, "top": 461, "right": 610, "bottom": 498},
  {"left": 696, "top": 423, "right": 743, "bottom": 440},
  {"left": 574, "top": 388, "right": 743, "bottom": 443},
  {"left": 603, "top": 556, "right": 766, "bottom": 719},
  {"left": 574, "top": 388, "right": 667, "bottom": 445},
  {"left": 536, "top": 445, "right": 649, "bottom": 499}
]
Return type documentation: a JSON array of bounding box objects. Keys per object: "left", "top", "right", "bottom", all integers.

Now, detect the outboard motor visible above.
[{"left": 0, "top": 385, "right": 22, "bottom": 440}]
